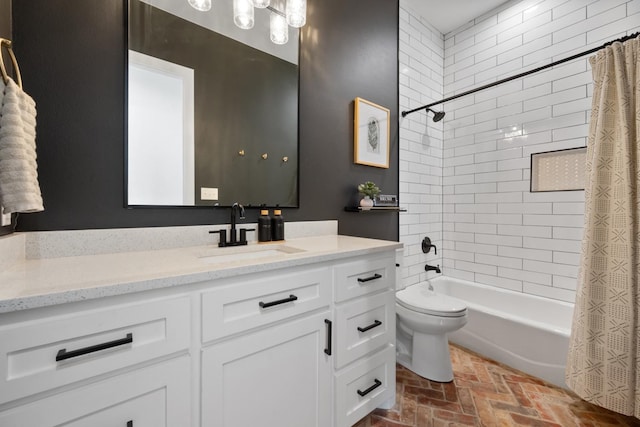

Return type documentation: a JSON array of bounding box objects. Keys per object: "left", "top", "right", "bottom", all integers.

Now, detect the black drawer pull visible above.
[
  {"left": 357, "top": 379, "right": 382, "bottom": 397},
  {"left": 357, "top": 273, "right": 382, "bottom": 283},
  {"left": 324, "top": 319, "right": 332, "bottom": 356},
  {"left": 259, "top": 294, "right": 298, "bottom": 309},
  {"left": 127, "top": 422, "right": 133, "bottom": 427},
  {"left": 56, "top": 333, "right": 133, "bottom": 362},
  {"left": 357, "top": 320, "right": 382, "bottom": 333}
]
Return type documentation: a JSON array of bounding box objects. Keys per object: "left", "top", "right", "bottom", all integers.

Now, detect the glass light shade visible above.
[
  {"left": 188, "top": 0, "right": 211, "bottom": 12},
  {"left": 252, "top": 0, "right": 270, "bottom": 8},
  {"left": 286, "top": 0, "right": 306, "bottom": 28},
  {"left": 234, "top": 0, "right": 255, "bottom": 29},
  {"left": 270, "top": 12, "right": 288, "bottom": 45}
]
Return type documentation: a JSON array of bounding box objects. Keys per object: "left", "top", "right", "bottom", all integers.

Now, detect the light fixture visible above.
[
  {"left": 286, "top": 0, "right": 306, "bottom": 28},
  {"left": 269, "top": 0, "right": 288, "bottom": 45},
  {"left": 270, "top": 11, "right": 288, "bottom": 45},
  {"left": 188, "top": 0, "right": 212, "bottom": 11},
  {"left": 234, "top": 0, "right": 255, "bottom": 30},
  {"left": 187, "top": 0, "right": 306, "bottom": 45}
]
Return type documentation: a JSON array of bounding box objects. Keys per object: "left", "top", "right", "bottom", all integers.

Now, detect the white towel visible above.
[{"left": 0, "top": 77, "right": 44, "bottom": 214}]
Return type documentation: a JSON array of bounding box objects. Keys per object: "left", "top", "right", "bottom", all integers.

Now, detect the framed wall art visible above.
[{"left": 354, "top": 97, "right": 390, "bottom": 169}]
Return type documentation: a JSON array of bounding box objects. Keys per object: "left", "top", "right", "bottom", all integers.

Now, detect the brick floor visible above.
[{"left": 354, "top": 344, "right": 640, "bottom": 427}]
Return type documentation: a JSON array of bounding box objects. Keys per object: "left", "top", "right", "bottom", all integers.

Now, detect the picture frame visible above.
[{"left": 354, "top": 97, "right": 390, "bottom": 169}]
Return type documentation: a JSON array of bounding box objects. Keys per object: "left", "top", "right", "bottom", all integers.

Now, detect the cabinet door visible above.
[
  {"left": 334, "top": 346, "right": 395, "bottom": 427},
  {"left": 334, "top": 290, "right": 395, "bottom": 369},
  {"left": 333, "top": 253, "right": 395, "bottom": 303},
  {"left": 202, "top": 312, "right": 332, "bottom": 427},
  {"left": 202, "top": 266, "right": 331, "bottom": 343},
  {"left": 0, "top": 356, "right": 191, "bottom": 427},
  {"left": 0, "top": 295, "right": 190, "bottom": 405}
]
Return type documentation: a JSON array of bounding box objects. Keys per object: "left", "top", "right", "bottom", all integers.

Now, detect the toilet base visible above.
[{"left": 410, "top": 332, "right": 454, "bottom": 382}]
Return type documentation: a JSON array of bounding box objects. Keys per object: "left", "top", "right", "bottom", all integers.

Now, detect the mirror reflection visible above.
[{"left": 127, "top": 0, "right": 299, "bottom": 207}]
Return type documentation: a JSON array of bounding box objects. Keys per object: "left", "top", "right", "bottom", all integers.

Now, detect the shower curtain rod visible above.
[{"left": 401, "top": 31, "right": 640, "bottom": 118}]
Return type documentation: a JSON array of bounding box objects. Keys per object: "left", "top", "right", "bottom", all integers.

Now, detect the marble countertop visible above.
[{"left": 0, "top": 235, "right": 401, "bottom": 313}]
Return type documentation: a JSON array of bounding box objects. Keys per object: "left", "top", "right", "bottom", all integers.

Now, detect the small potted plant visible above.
[{"left": 357, "top": 181, "right": 380, "bottom": 210}]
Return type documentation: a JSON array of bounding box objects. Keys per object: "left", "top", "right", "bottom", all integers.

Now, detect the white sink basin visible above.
[{"left": 199, "top": 245, "right": 306, "bottom": 264}]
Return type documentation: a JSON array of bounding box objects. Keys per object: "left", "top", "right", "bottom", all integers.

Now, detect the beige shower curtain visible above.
[{"left": 565, "top": 35, "right": 640, "bottom": 417}]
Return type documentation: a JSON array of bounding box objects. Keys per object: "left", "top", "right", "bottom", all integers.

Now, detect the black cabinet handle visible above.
[
  {"left": 56, "top": 333, "right": 133, "bottom": 362},
  {"left": 324, "top": 319, "right": 332, "bottom": 355},
  {"left": 259, "top": 294, "right": 298, "bottom": 309},
  {"left": 127, "top": 422, "right": 133, "bottom": 427},
  {"left": 357, "top": 320, "right": 382, "bottom": 333},
  {"left": 357, "top": 273, "right": 382, "bottom": 283},
  {"left": 357, "top": 379, "right": 382, "bottom": 397}
]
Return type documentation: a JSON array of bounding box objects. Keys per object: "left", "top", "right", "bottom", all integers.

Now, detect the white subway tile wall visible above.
[
  {"left": 399, "top": 0, "right": 639, "bottom": 302},
  {"left": 399, "top": 1, "right": 444, "bottom": 290}
]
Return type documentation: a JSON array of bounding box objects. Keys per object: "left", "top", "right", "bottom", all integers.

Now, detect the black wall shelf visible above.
[{"left": 344, "top": 207, "right": 407, "bottom": 212}]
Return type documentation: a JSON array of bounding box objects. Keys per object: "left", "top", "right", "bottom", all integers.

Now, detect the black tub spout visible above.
[{"left": 425, "top": 264, "right": 441, "bottom": 274}]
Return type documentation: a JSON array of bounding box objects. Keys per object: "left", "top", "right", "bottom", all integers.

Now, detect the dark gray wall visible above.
[
  {"left": 12, "top": 0, "right": 399, "bottom": 241},
  {"left": 0, "top": 0, "right": 13, "bottom": 236}
]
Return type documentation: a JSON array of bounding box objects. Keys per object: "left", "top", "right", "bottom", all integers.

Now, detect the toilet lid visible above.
[{"left": 396, "top": 284, "right": 467, "bottom": 317}]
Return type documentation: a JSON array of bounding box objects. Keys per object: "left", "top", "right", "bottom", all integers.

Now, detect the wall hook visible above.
[
  {"left": 238, "top": 149, "right": 245, "bottom": 156},
  {"left": 261, "top": 153, "right": 268, "bottom": 160}
]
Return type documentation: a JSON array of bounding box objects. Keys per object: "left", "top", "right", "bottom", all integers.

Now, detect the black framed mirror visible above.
[{"left": 126, "top": 0, "right": 299, "bottom": 208}]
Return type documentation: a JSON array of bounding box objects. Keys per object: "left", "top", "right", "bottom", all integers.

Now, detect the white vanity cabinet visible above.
[
  {"left": 332, "top": 253, "right": 397, "bottom": 427},
  {"left": 0, "top": 241, "right": 398, "bottom": 427},
  {"left": 201, "top": 311, "right": 332, "bottom": 427},
  {"left": 200, "top": 266, "right": 333, "bottom": 427},
  {"left": 0, "top": 294, "right": 192, "bottom": 426},
  {"left": 0, "top": 356, "right": 191, "bottom": 427},
  {"left": 199, "top": 253, "right": 396, "bottom": 427}
]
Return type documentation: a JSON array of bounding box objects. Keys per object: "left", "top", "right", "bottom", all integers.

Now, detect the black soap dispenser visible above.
[
  {"left": 258, "top": 209, "right": 272, "bottom": 242},
  {"left": 272, "top": 209, "right": 284, "bottom": 241}
]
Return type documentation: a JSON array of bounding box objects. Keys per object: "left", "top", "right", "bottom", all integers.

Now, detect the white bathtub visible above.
[{"left": 429, "top": 276, "right": 574, "bottom": 389}]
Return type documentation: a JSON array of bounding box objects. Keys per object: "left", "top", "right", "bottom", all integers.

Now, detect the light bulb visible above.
[
  {"left": 188, "top": 0, "right": 211, "bottom": 12},
  {"left": 270, "top": 12, "right": 288, "bottom": 44},
  {"left": 286, "top": 0, "right": 306, "bottom": 28},
  {"left": 252, "top": 0, "right": 270, "bottom": 8},
  {"left": 234, "top": 0, "right": 255, "bottom": 29}
]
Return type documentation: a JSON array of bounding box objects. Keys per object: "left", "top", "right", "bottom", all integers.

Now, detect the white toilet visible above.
[{"left": 395, "top": 282, "right": 468, "bottom": 382}]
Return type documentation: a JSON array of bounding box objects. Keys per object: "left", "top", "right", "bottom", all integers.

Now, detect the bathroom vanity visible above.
[{"left": 0, "top": 227, "right": 401, "bottom": 426}]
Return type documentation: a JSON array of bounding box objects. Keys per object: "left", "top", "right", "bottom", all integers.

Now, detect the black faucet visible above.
[
  {"left": 209, "top": 203, "right": 254, "bottom": 247},
  {"left": 425, "top": 264, "right": 441, "bottom": 274},
  {"left": 229, "top": 202, "right": 244, "bottom": 244},
  {"left": 422, "top": 237, "right": 437, "bottom": 255}
]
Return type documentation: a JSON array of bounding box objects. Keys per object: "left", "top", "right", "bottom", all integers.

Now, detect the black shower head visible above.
[{"left": 426, "top": 108, "right": 446, "bottom": 122}]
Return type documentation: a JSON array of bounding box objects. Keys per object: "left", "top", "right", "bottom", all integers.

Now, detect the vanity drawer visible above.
[
  {"left": 201, "top": 266, "right": 331, "bottom": 342},
  {"left": 0, "top": 355, "right": 191, "bottom": 427},
  {"left": 0, "top": 295, "right": 190, "bottom": 405},
  {"left": 333, "top": 253, "right": 395, "bottom": 303},
  {"left": 335, "top": 345, "right": 395, "bottom": 427},
  {"left": 334, "top": 290, "right": 395, "bottom": 369}
]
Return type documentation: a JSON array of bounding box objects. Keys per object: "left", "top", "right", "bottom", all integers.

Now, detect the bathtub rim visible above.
[{"left": 425, "top": 275, "right": 574, "bottom": 337}]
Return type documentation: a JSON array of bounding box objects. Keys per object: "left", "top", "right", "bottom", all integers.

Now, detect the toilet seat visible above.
[{"left": 396, "top": 284, "right": 467, "bottom": 318}]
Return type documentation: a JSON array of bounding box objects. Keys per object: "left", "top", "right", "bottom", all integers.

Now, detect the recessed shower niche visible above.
[{"left": 530, "top": 147, "right": 587, "bottom": 192}]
